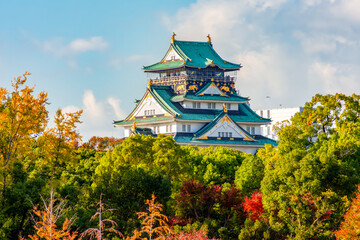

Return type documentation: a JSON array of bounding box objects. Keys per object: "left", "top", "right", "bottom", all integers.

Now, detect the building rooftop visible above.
[{"left": 143, "top": 38, "right": 241, "bottom": 72}]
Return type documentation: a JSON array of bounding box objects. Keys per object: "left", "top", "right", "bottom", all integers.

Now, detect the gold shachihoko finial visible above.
[
  {"left": 207, "top": 34, "right": 211, "bottom": 43},
  {"left": 131, "top": 120, "right": 137, "bottom": 132},
  {"left": 171, "top": 32, "right": 176, "bottom": 43},
  {"left": 223, "top": 103, "right": 227, "bottom": 113},
  {"left": 147, "top": 79, "right": 153, "bottom": 89}
]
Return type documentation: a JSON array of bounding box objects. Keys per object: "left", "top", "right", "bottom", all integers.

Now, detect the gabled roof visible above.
[
  {"left": 133, "top": 127, "right": 157, "bottom": 137},
  {"left": 114, "top": 85, "right": 270, "bottom": 125},
  {"left": 195, "top": 82, "right": 226, "bottom": 96},
  {"left": 143, "top": 40, "right": 241, "bottom": 72},
  {"left": 194, "top": 111, "right": 256, "bottom": 141},
  {"left": 174, "top": 134, "right": 277, "bottom": 147}
]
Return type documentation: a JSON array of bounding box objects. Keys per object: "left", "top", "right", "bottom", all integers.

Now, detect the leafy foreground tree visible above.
[
  {"left": 80, "top": 194, "right": 123, "bottom": 240},
  {"left": 21, "top": 190, "right": 77, "bottom": 240},
  {"left": 335, "top": 185, "right": 360, "bottom": 240},
  {"left": 127, "top": 194, "right": 173, "bottom": 240},
  {"left": 261, "top": 93, "right": 360, "bottom": 239}
]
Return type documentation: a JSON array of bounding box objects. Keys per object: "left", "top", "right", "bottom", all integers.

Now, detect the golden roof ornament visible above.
[
  {"left": 147, "top": 79, "right": 153, "bottom": 89},
  {"left": 207, "top": 34, "right": 212, "bottom": 43},
  {"left": 131, "top": 120, "right": 137, "bottom": 132},
  {"left": 223, "top": 103, "right": 227, "bottom": 113},
  {"left": 171, "top": 32, "right": 176, "bottom": 43}
]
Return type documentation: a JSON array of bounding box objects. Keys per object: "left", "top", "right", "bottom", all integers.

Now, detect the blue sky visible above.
[{"left": 1, "top": 0, "right": 359, "bottom": 140}]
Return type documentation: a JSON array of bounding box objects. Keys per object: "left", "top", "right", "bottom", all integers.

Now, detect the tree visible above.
[
  {"left": 260, "top": 94, "right": 360, "bottom": 239},
  {"left": 235, "top": 154, "right": 264, "bottom": 196},
  {"left": 127, "top": 194, "right": 173, "bottom": 240},
  {"left": 243, "top": 191, "right": 264, "bottom": 222},
  {"left": 0, "top": 72, "right": 48, "bottom": 191},
  {"left": 22, "top": 189, "right": 77, "bottom": 240},
  {"left": 335, "top": 185, "right": 360, "bottom": 240},
  {"left": 82, "top": 136, "right": 123, "bottom": 152},
  {"left": 80, "top": 194, "right": 123, "bottom": 240}
]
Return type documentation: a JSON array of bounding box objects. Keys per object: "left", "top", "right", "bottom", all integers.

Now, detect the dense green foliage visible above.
[{"left": 1, "top": 75, "right": 360, "bottom": 239}]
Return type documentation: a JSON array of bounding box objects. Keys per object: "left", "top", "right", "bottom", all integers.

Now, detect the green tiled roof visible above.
[
  {"left": 114, "top": 116, "right": 173, "bottom": 125},
  {"left": 143, "top": 40, "right": 241, "bottom": 72},
  {"left": 181, "top": 94, "right": 249, "bottom": 102},
  {"left": 174, "top": 134, "right": 277, "bottom": 146},
  {"left": 114, "top": 85, "right": 270, "bottom": 125},
  {"left": 194, "top": 111, "right": 255, "bottom": 140}
]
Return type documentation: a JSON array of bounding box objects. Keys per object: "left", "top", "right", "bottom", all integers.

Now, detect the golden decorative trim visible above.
[
  {"left": 217, "top": 137, "right": 221, "bottom": 140},
  {"left": 131, "top": 120, "right": 137, "bottom": 132},
  {"left": 243, "top": 136, "right": 253, "bottom": 141},
  {"left": 198, "top": 135, "right": 208, "bottom": 140},
  {"left": 188, "top": 84, "right": 198, "bottom": 91},
  {"left": 207, "top": 34, "right": 211, "bottom": 43},
  {"left": 223, "top": 103, "right": 228, "bottom": 113},
  {"left": 220, "top": 86, "right": 230, "bottom": 92},
  {"left": 171, "top": 32, "right": 176, "bottom": 43},
  {"left": 147, "top": 79, "right": 153, "bottom": 89},
  {"left": 230, "top": 138, "right": 234, "bottom": 140}
]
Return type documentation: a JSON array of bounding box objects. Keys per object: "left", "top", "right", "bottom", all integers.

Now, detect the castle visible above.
[{"left": 114, "top": 34, "right": 276, "bottom": 154}]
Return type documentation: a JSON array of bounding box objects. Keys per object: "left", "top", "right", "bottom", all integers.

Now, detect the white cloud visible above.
[
  {"left": 41, "top": 36, "right": 108, "bottom": 57},
  {"left": 62, "top": 90, "right": 125, "bottom": 140},
  {"left": 308, "top": 61, "right": 360, "bottom": 95},
  {"left": 107, "top": 97, "right": 125, "bottom": 119},
  {"left": 62, "top": 105, "right": 81, "bottom": 114},
  {"left": 70, "top": 37, "right": 108, "bottom": 52},
  {"left": 330, "top": 0, "right": 360, "bottom": 24},
  {"left": 163, "top": 0, "right": 360, "bottom": 109}
]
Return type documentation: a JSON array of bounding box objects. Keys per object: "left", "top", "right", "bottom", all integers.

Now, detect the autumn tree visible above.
[
  {"left": 335, "top": 185, "right": 360, "bottom": 240},
  {"left": 82, "top": 136, "right": 123, "bottom": 152},
  {"left": 0, "top": 72, "right": 48, "bottom": 191},
  {"left": 127, "top": 194, "right": 173, "bottom": 240},
  {"left": 22, "top": 189, "right": 77, "bottom": 240},
  {"left": 80, "top": 194, "right": 122, "bottom": 240}
]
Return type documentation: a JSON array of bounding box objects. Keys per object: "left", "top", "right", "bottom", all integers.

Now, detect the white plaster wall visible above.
[
  {"left": 207, "top": 121, "right": 245, "bottom": 138},
  {"left": 124, "top": 128, "right": 130, "bottom": 138},
  {"left": 239, "top": 124, "right": 261, "bottom": 135},
  {"left": 134, "top": 96, "right": 166, "bottom": 117},
  {"left": 165, "top": 49, "right": 181, "bottom": 61},
  {"left": 176, "top": 122, "right": 205, "bottom": 133},
  {"left": 181, "top": 101, "right": 237, "bottom": 110}
]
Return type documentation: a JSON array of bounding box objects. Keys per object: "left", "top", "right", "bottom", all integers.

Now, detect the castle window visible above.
[
  {"left": 251, "top": 127, "right": 255, "bottom": 135},
  {"left": 208, "top": 102, "right": 216, "bottom": 109},
  {"left": 218, "top": 132, "right": 232, "bottom": 138},
  {"left": 187, "top": 125, "right": 191, "bottom": 132},
  {"left": 267, "top": 110, "right": 271, "bottom": 118},
  {"left": 192, "top": 102, "right": 201, "bottom": 109},
  {"left": 182, "top": 124, "right": 186, "bottom": 132},
  {"left": 144, "top": 109, "right": 155, "bottom": 116},
  {"left": 226, "top": 103, "right": 231, "bottom": 110}
]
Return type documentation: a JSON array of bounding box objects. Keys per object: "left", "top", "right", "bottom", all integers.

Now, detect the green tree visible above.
[
  {"left": 235, "top": 154, "right": 264, "bottom": 196},
  {"left": 261, "top": 94, "right": 360, "bottom": 239}
]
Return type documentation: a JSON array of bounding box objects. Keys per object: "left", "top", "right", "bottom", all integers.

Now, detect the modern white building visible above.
[{"left": 255, "top": 107, "right": 303, "bottom": 140}]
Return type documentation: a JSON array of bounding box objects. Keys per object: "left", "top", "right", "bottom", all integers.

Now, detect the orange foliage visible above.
[
  {"left": 82, "top": 136, "right": 123, "bottom": 151},
  {"left": 127, "top": 194, "right": 173, "bottom": 240},
  {"left": 335, "top": 185, "right": 360, "bottom": 240},
  {"left": 21, "top": 191, "right": 77, "bottom": 240},
  {"left": 0, "top": 72, "right": 48, "bottom": 168}
]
